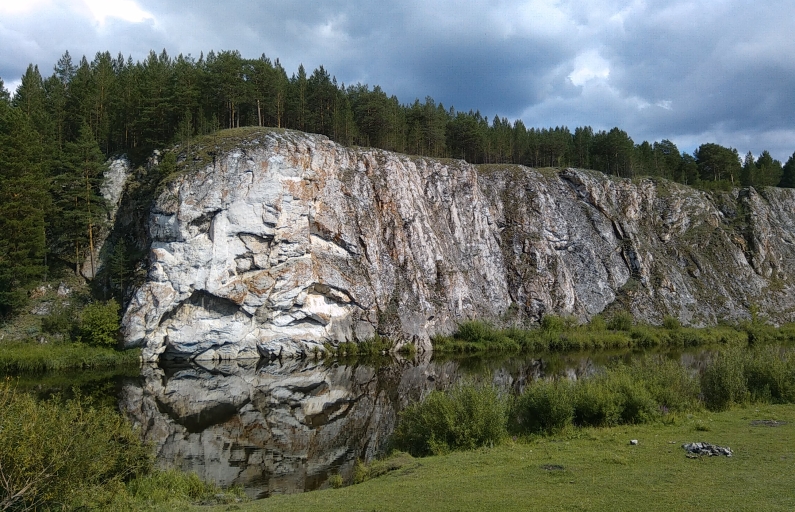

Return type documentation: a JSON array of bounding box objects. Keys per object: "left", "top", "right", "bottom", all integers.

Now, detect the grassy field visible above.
[
  {"left": 0, "top": 341, "right": 140, "bottom": 373},
  {"left": 203, "top": 404, "right": 795, "bottom": 512}
]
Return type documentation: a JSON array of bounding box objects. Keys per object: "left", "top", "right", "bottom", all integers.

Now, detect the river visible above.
[{"left": 117, "top": 347, "right": 713, "bottom": 498}]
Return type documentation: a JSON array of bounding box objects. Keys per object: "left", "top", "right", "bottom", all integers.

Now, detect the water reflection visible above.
[
  {"left": 120, "top": 349, "right": 711, "bottom": 498},
  {"left": 120, "top": 355, "right": 460, "bottom": 498}
]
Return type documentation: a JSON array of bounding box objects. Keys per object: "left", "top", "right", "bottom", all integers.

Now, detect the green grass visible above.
[
  {"left": 202, "top": 404, "right": 795, "bottom": 512},
  {"left": 431, "top": 316, "right": 785, "bottom": 355},
  {"left": 0, "top": 341, "right": 140, "bottom": 373}
]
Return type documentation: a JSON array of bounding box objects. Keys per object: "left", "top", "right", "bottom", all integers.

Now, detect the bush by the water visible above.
[
  {"left": 701, "top": 345, "right": 795, "bottom": 411},
  {"left": 79, "top": 299, "right": 120, "bottom": 347},
  {"left": 0, "top": 379, "right": 151, "bottom": 510},
  {"left": 391, "top": 383, "right": 508, "bottom": 456},
  {"left": 515, "top": 380, "right": 573, "bottom": 433},
  {"left": 0, "top": 380, "right": 240, "bottom": 510},
  {"left": 431, "top": 313, "right": 750, "bottom": 355},
  {"left": 393, "top": 345, "right": 795, "bottom": 457}
]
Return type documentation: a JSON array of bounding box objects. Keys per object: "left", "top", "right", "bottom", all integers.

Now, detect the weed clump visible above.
[
  {"left": 514, "top": 380, "right": 574, "bottom": 433},
  {"left": 392, "top": 383, "right": 508, "bottom": 456},
  {"left": 0, "top": 380, "right": 242, "bottom": 510},
  {"left": 701, "top": 347, "right": 749, "bottom": 410}
]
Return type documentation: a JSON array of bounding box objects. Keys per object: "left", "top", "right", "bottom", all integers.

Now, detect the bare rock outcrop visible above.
[{"left": 122, "top": 129, "right": 795, "bottom": 361}]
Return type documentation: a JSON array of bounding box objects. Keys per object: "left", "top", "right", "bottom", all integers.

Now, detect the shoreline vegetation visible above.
[
  {"left": 0, "top": 378, "right": 245, "bottom": 511},
  {"left": 3, "top": 312, "right": 795, "bottom": 509},
  {"left": 0, "top": 342, "right": 140, "bottom": 374},
  {"left": 430, "top": 313, "right": 795, "bottom": 355}
]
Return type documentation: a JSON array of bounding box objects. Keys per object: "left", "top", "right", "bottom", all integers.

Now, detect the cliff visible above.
[{"left": 122, "top": 129, "right": 795, "bottom": 362}]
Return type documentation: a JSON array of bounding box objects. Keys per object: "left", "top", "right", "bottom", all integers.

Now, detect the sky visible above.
[{"left": 1, "top": 0, "right": 794, "bottom": 161}]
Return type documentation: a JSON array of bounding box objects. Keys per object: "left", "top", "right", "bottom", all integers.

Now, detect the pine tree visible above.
[
  {"left": 49, "top": 123, "right": 107, "bottom": 275},
  {"left": 0, "top": 100, "right": 49, "bottom": 315},
  {"left": 755, "top": 150, "right": 782, "bottom": 187},
  {"left": 779, "top": 152, "right": 795, "bottom": 188},
  {"left": 741, "top": 151, "right": 756, "bottom": 187}
]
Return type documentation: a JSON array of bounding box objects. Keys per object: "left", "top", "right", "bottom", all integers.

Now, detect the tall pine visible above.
[
  {"left": 0, "top": 97, "right": 49, "bottom": 315},
  {"left": 49, "top": 123, "right": 107, "bottom": 276}
]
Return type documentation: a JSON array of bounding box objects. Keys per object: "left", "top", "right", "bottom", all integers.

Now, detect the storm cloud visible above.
[{"left": 1, "top": 0, "right": 794, "bottom": 160}]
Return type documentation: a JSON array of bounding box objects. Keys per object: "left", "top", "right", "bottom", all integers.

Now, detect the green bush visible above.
[
  {"left": 80, "top": 299, "right": 120, "bottom": 347},
  {"left": 515, "top": 380, "right": 574, "bottom": 434},
  {"left": 0, "top": 380, "right": 152, "bottom": 510},
  {"left": 743, "top": 346, "right": 795, "bottom": 403},
  {"left": 392, "top": 383, "right": 508, "bottom": 456},
  {"left": 625, "top": 356, "right": 699, "bottom": 412},
  {"left": 572, "top": 377, "right": 622, "bottom": 427},
  {"left": 608, "top": 311, "right": 634, "bottom": 331},
  {"left": 609, "top": 371, "right": 659, "bottom": 424},
  {"left": 118, "top": 468, "right": 244, "bottom": 508},
  {"left": 701, "top": 347, "right": 749, "bottom": 411},
  {"left": 540, "top": 315, "right": 566, "bottom": 332},
  {"left": 587, "top": 315, "right": 607, "bottom": 331},
  {"left": 454, "top": 321, "right": 496, "bottom": 342},
  {"left": 41, "top": 306, "right": 79, "bottom": 339},
  {"left": 662, "top": 315, "right": 681, "bottom": 330}
]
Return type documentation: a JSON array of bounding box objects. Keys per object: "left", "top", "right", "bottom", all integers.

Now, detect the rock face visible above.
[
  {"left": 122, "top": 129, "right": 795, "bottom": 361},
  {"left": 82, "top": 157, "right": 131, "bottom": 279}
]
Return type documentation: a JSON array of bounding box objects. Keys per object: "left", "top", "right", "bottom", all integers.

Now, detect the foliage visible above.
[
  {"left": 0, "top": 99, "right": 48, "bottom": 316},
  {"left": 514, "top": 380, "right": 574, "bottom": 433},
  {"left": 0, "top": 380, "right": 152, "bottom": 511},
  {"left": 700, "top": 347, "right": 749, "bottom": 410},
  {"left": 432, "top": 312, "right": 747, "bottom": 356},
  {"left": 0, "top": 381, "right": 243, "bottom": 511},
  {"left": 662, "top": 315, "right": 681, "bottom": 330},
  {"left": 79, "top": 298, "right": 120, "bottom": 347},
  {"left": 116, "top": 469, "right": 245, "bottom": 509},
  {"left": 392, "top": 383, "right": 508, "bottom": 456},
  {"left": 0, "top": 341, "right": 139, "bottom": 373},
  {"left": 607, "top": 311, "right": 634, "bottom": 331}
]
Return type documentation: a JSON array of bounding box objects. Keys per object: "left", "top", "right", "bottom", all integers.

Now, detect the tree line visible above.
[{"left": 2, "top": 48, "right": 795, "bottom": 317}]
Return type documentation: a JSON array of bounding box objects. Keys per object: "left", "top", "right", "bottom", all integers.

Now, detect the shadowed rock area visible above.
[{"left": 122, "top": 129, "right": 795, "bottom": 361}]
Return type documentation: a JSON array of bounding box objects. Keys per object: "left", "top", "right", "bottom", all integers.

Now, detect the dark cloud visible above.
[{"left": 1, "top": 0, "right": 794, "bottom": 160}]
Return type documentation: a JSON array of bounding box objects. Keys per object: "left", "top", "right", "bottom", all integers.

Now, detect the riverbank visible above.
[
  {"left": 431, "top": 316, "right": 795, "bottom": 354},
  {"left": 0, "top": 341, "right": 140, "bottom": 373},
  {"left": 205, "top": 403, "right": 795, "bottom": 511}
]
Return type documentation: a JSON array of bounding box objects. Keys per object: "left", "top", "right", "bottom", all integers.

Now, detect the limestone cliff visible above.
[{"left": 122, "top": 129, "right": 795, "bottom": 361}]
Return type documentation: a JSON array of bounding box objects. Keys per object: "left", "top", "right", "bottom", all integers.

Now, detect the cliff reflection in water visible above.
[
  {"left": 120, "top": 350, "right": 707, "bottom": 498},
  {"left": 120, "top": 355, "right": 461, "bottom": 498}
]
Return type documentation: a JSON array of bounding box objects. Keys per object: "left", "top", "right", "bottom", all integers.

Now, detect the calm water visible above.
[{"left": 118, "top": 347, "right": 713, "bottom": 499}]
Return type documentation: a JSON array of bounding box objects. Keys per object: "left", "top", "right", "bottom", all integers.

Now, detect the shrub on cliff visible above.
[{"left": 392, "top": 383, "right": 508, "bottom": 456}]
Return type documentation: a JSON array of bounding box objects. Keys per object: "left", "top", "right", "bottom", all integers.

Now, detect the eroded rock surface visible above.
[{"left": 122, "top": 129, "right": 795, "bottom": 361}]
